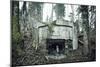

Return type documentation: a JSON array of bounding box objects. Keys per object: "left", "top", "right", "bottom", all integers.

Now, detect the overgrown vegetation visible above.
[{"left": 54, "top": 4, "right": 65, "bottom": 19}]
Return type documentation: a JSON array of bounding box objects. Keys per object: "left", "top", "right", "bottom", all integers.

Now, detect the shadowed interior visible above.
[{"left": 47, "top": 39, "right": 65, "bottom": 55}]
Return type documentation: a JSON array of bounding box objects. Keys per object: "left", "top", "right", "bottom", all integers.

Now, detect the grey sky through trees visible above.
[{"left": 19, "top": 2, "right": 78, "bottom": 22}]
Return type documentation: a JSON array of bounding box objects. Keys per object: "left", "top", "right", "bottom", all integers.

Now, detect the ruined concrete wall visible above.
[{"left": 38, "top": 19, "right": 77, "bottom": 50}]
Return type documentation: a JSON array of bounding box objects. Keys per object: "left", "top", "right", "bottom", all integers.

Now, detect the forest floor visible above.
[
  {"left": 12, "top": 35, "right": 95, "bottom": 66},
  {"left": 12, "top": 45, "right": 95, "bottom": 66}
]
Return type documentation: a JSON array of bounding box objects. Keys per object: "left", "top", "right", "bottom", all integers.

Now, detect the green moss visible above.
[{"left": 12, "top": 16, "right": 21, "bottom": 43}]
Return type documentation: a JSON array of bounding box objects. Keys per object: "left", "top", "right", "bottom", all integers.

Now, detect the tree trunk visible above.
[
  {"left": 83, "top": 29, "right": 89, "bottom": 55},
  {"left": 71, "top": 5, "right": 78, "bottom": 50},
  {"left": 72, "top": 23, "right": 78, "bottom": 50}
]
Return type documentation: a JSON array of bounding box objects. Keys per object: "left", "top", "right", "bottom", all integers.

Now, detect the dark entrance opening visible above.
[{"left": 46, "top": 39, "right": 65, "bottom": 55}]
